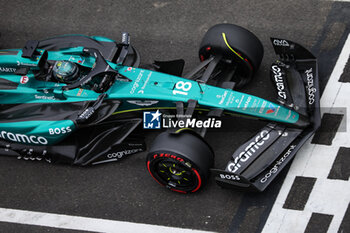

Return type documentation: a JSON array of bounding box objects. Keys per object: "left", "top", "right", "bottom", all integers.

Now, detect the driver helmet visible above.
[{"left": 52, "top": 61, "right": 79, "bottom": 83}]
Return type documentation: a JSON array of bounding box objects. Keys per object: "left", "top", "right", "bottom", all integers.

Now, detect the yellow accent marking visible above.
[
  {"left": 160, "top": 170, "right": 165, "bottom": 173},
  {"left": 162, "top": 163, "right": 167, "bottom": 168},
  {"left": 222, "top": 33, "right": 245, "bottom": 61},
  {"left": 175, "top": 128, "right": 193, "bottom": 134},
  {"left": 173, "top": 164, "right": 175, "bottom": 168},
  {"left": 178, "top": 181, "right": 181, "bottom": 184},
  {"left": 111, "top": 106, "right": 248, "bottom": 118}
]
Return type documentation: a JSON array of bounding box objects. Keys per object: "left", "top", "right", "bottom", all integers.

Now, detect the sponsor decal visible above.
[
  {"left": 127, "top": 100, "right": 159, "bottom": 106},
  {"left": 153, "top": 153, "right": 185, "bottom": 163},
  {"left": 18, "top": 62, "right": 36, "bottom": 67},
  {"left": 243, "top": 96, "right": 251, "bottom": 110},
  {"left": 305, "top": 68, "right": 316, "bottom": 105},
  {"left": 78, "top": 108, "right": 95, "bottom": 120},
  {"left": 130, "top": 70, "right": 148, "bottom": 94},
  {"left": 225, "top": 92, "right": 235, "bottom": 106},
  {"left": 0, "top": 130, "right": 48, "bottom": 145},
  {"left": 218, "top": 91, "right": 228, "bottom": 105},
  {"left": 49, "top": 127, "right": 72, "bottom": 135},
  {"left": 271, "top": 65, "right": 287, "bottom": 100},
  {"left": 227, "top": 130, "right": 270, "bottom": 173},
  {"left": 286, "top": 110, "right": 291, "bottom": 120},
  {"left": 143, "top": 110, "right": 162, "bottom": 129},
  {"left": 69, "top": 56, "right": 85, "bottom": 64},
  {"left": 77, "top": 88, "right": 84, "bottom": 96},
  {"left": 237, "top": 95, "right": 245, "bottom": 108},
  {"left": 81, "top": 74, "right": 93, "bottom": 85},
  {"left": 133, "top": 70, "right": 144, "bottom": 92},
  {"left": 20, "top": 76, "right": 29, "bottom": 84},
  {"left": 273, "top": 39, "right": 289, "bottom": 47},
  {"left": 259, "top": 101, "right": 267, "bottom": 114},
  {"left": 124, "top": 67, "right": 135, "bottom": 72},
  {"left": 0, "top": 67, "right": 16, "bottom": 73},
  {"left": 107, "top": 148, "right": 143, "bottom": 159},
  {"left": 34, "top": 95, "right": 56, "bottom": 100},
  {"left": 251, "top": 99, "right": 259, "bottom": 112},
  {"left": 266, "top": 103, "right": 276, "bottom": 114},
  {"left": 219, "top": 173, "right": 241, "bottom": 181},
  {"left": 260, "top": 144, "right": 296, "bottom": 183},
  {"left": 274, "top": 106, "right": 280, "bottom": 116}
]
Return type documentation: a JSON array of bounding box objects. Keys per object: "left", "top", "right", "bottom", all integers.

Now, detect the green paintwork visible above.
[{"left": 0, "top": 35, "right": 300, "bottom": 145}]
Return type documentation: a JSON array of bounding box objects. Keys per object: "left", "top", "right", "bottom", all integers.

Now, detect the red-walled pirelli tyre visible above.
[
  {"left": 199, "top": 24, "right": 264, "bottom": 88},
  {"left": 146, "top": 131, "right": 214, "bottom": 193}
]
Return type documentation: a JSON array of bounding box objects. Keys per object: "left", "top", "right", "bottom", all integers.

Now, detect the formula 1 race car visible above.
[{"left": 0, "top": 24, "right": 320, "bottom": 193}]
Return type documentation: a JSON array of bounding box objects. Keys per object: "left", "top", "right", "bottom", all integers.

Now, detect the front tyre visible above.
[
  {"left": 146, "top": 132, "right": 214, "bottom": 193},
  {"left": 199, "top": 24, "right": 264, "bottom": 88}
]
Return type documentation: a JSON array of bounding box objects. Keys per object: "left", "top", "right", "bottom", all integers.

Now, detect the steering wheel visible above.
[{"left": 62, "top": 48, "right": 118, "bottom": 91}]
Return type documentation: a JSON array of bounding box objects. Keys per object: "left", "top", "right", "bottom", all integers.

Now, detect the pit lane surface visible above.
[{"left": 0, "top": 1, "right": 349, "bottom": 232}]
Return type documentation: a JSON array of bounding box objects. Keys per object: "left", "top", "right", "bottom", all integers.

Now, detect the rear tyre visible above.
[
  {"left": 146, "top": 131, "right": 214, "bottom": 193},
  {"left": 199, "top": 24, "right": 264, "bottom": 88}
]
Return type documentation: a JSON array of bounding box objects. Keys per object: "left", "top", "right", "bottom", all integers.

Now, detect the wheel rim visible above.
[{"left": 148, "top": 156, "right": 202, "bottom": 193}]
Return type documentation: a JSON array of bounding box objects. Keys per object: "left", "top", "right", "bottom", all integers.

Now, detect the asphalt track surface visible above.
[{"left": 0, "top": 1, "right": 349, "bottom": 232}]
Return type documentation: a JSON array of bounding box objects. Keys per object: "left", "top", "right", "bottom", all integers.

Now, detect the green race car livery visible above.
[{"left": 0, "top": 24, "right": 320, "bottom": 193}]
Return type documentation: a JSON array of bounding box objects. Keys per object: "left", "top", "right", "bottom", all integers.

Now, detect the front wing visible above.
[{"left": 213, "top": 38, "right": 321, "bottom": 191}]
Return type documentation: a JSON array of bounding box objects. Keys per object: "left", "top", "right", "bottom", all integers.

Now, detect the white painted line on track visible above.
[
  {"left": 0, "top": 207, "right": 215, "bottom": 233},
  {"left": 321, "top": 33, "right": 350, "bottom": 115},
  {"left": 262, "top": 33, "right": 350, "bottom": 233}
]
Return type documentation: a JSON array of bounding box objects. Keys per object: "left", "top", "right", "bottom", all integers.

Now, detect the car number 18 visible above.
[{"left": 173, "top": 81, "right": 192, "bottom": 95}]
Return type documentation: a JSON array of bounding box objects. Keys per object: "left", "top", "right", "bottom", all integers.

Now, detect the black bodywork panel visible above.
[
  {"left": 0, "top": 118, "right": 146, "bottom": 166},
  {"left": 0, "top": 78, "right": 18, "bottom": 90}
]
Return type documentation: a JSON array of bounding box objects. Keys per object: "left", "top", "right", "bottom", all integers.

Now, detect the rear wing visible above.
[{"left": 214, "top": 39, "right": 321, "bottom": 191}]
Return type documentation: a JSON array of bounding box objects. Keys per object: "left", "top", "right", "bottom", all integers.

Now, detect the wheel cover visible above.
[{"left": 148, "top": 156, "right": 202, "bottom": 193}]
